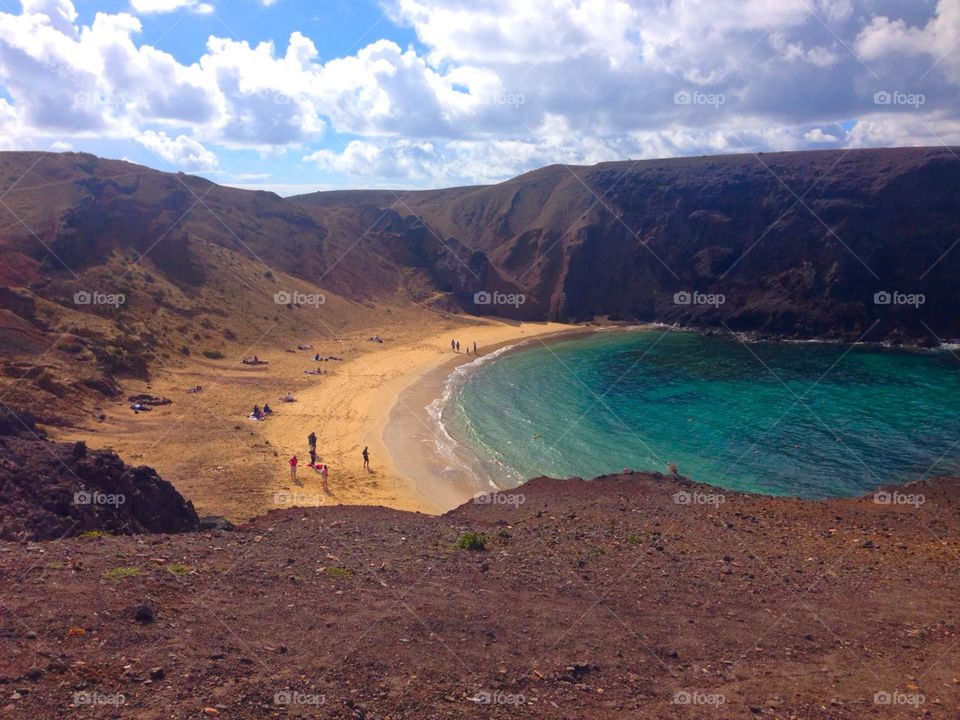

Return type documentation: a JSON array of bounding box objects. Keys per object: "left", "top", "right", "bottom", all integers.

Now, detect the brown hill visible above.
[
  {"left": 295, "top": 147, "right": 960, "bottom": 342},
  {"left": 0, "top": 152, "right": 456, "bottom": 425},
  {"left": 1, "top": 472, "right": 957, "bottom": 718},
  {"left": 1, "top": 147, "right": 959, "bottom": 426}
]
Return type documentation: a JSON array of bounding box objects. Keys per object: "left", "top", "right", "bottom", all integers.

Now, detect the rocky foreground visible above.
[
  {"left": 1, "top": 473, "right": 958, "bottom": 719},
  {"left": 0, "top": 410, "right": 200, "bottom": 541}
]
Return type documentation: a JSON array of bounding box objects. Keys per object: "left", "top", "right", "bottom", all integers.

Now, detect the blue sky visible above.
[{"left": 0, "top": 1, "right": 957, "bottom": 194}]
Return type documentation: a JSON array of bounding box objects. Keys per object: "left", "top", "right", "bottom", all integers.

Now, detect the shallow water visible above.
[{"left": 442, "top": 330, "right": 960, "bottom": 498}]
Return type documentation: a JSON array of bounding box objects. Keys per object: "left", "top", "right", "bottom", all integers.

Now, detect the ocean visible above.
[{"left": 438, "top": 329, "right": 960, "bottom": 498}]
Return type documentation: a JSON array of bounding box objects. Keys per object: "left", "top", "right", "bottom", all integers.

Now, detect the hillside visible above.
[
  {"left": 0, "top": 152, "right": 459, "bottom": 426},
  {"left": 295, "top": 147, "right": 960, "bottom": 341},
  {"left": 1, "top": 147, "right": 959, "bottom": 428},
  {"left": 1, "top": 472, "right": 958, "bottom": 718}
]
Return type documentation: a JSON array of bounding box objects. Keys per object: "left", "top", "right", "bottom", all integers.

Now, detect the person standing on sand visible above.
[
  {"left": 451, "top": 339, "right": 455, "bottom": 351},
  {"left": 362, "top": 446, "right": 370, "bottom": 469},
  {"left": 455, "top": 341, "right": 460, "bottom": 352},
  {"left": 320, "top": 463, "right": 330, "bottom": 493},
  {"left": 309, "top": 447, "right": 317, "bottom": 467},
  {"left": 308, "top": 431, "right": 317, "bottom": 452},
  {"left": 289, "top": 455, "right": 298, "bottom": 482},
  {"left": 473, "top": 341, "right": 477, "bottom": 354}
]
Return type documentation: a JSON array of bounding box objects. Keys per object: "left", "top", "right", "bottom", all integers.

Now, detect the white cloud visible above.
[
  {"left": 855, "top": 0, "right": 960, "bottom": 80},
  {"left": 0, "top": 0, "right": 958, "bottom": 187},
  {"left": 130, "top": 0, "right": 214, "bottom": 15},
  {"left": 51, "top": 139, "right": 73, "bottom": 150},
  {"left": 138, "top": 129, "right": 218, "bottom": 170},
  {"left": 803, "top": 128, "right": 839, "bottom": 143},
  {"left": 847, "top": 114, "right": 960, "bottom": 149}
]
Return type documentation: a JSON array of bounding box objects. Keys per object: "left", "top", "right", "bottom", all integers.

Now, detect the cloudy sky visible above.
[{"left": 0, "top": 0, "right": 957, "bottom": 194}]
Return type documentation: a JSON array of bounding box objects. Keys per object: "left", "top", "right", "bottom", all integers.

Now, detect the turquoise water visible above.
[{"left": 444, "top": 330, "right": 960, "bottom": 498}]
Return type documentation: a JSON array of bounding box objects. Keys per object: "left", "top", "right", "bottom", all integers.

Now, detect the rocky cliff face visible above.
[
  {"left": 0, "top": 409, "right": 199, "bottom": 541},
  {"left": 296, "top": 147, "right": 960, "bottom": 343},
  {"left": 0, "top": 147, "right": 957, "bottom": 413}
]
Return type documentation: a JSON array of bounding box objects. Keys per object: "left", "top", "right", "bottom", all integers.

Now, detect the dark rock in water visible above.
[
  {"left": 134, "top": 604, "right": 154, "bottom": 623},
  {"left": 198, "top": 516, "right": 235, "bottom": 532}
]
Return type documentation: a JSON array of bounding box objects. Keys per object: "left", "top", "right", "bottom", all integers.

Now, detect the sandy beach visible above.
[
  {"left": 55, "top": 315, "right": 577, "bottom": 521},
  {"left": 260, "top": 319, "right": 578, "bottom": 515}
]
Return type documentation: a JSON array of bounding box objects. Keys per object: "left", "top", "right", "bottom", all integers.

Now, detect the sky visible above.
[{"left": 0, "top": 0, "right": 957, "bottom": 195}]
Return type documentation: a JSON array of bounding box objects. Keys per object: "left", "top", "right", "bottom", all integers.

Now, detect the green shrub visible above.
[
  {"left": 456, "top": 531, "right": 487, "bottom": 551},
  {"left": 323, "top": 566, "right": 351, "bottom": 579},
  {"left": 165, "top": 563, "right": 193, "bottom": 576},
  {"left": 103, "top": 566, "right": 141, "bottom": 581},
  {"left": 202, "top": 349, "right": 225, "bottom": 360}
]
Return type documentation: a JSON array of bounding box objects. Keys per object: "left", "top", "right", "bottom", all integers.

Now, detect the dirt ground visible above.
[{"left": 1, "top": 472, "right": 958, "bottom": 719}]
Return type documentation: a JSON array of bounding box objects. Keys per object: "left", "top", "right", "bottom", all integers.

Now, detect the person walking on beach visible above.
[
  {"left": 451, "top": 339, "right": 455, "bottom": 351},
  {"left": 455, "top": 341, "right": 460, "bottom": 352},
  {"left": 308, "top": 431, "right": 317, "bottom": 455},
  {"left": 289, "top": 455, "right": 299, "bottom": 482},
  {"left": 320, "top": 463, "right": 330, "bottom": 493},
  {"left": 362, "top": 446, "right": 370, "bottom": 469},
  {"left": 473, "top": 341, "right": 477, "bottom": 354},
  {"left": 309, "top": 447, "right": 317, "bottom": 467}
]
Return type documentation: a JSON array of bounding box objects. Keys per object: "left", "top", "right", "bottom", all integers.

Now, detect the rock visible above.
[
  {"left": 134, "top": 604, "right": 155, "bottom": 623},
  {"left": 71, "top": 441, "right": 86, "bottom": 460},
  {"left": 198, "top": 516, "right": 235, "bottom": 532},
  {"left": 149, "top": 667, "right": 165, "bottom": 680}
]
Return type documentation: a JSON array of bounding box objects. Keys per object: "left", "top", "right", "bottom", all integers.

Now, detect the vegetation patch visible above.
[
  {"left": 456, "top": 531, "right": 487, "bottom": 551},
  {"left": 323, "top": 566, "right": 352, "bottom": 579},
  {"left": 103, "top": 566, "right": 142, "bottom": 582}
]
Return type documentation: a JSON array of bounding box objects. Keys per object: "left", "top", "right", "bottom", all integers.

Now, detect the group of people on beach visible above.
[
  {"left": 250, "top": 403, "right": 273, "bottom": 421},
  {"left": 289, "top": 431, "right": 330, "bottom": 492},
  {"left": 451, "top": 339, "right": 479, "bottom": 354},
  {"left": 288, "top": 436, "right": 371, "bottom": 493}
]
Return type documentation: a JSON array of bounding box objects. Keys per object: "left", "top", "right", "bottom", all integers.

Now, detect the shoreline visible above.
[
  {"left": 382, "top": 326, "right": 600, "bottom": 512},
  {"left": 262, "top": 319, "right": 582, "bottom": 516},
  {"left": 51, "top": 318, "right": 955, "bottom": 523}
]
